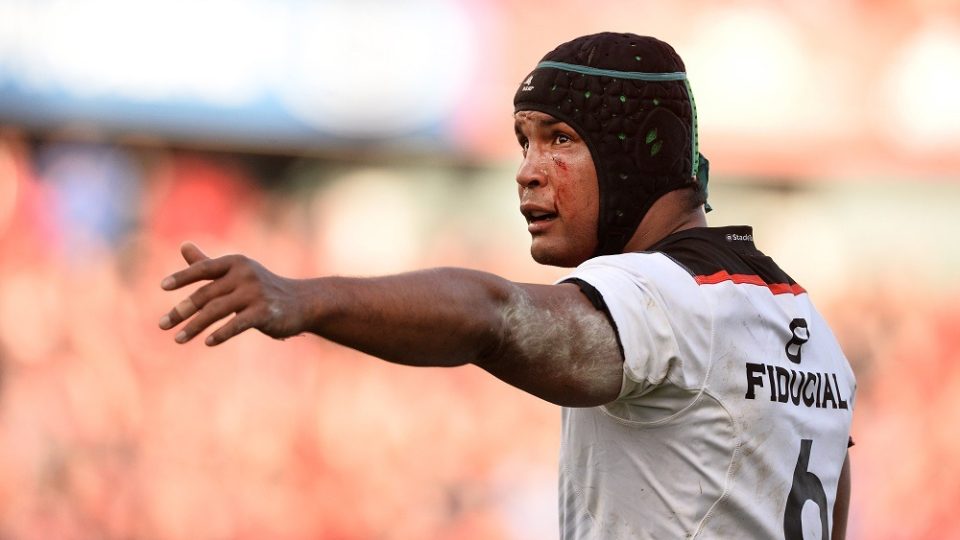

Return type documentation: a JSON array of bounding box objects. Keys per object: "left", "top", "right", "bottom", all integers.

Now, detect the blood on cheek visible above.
[
  {"left": 523, "top": 145, "right": 588, "bottom": 232},
  {"left": 552, "top": 154, "right": 572, "bottom": 219},
  {"left": 552, "top": 154, "right": 568, "bottom": 172}
]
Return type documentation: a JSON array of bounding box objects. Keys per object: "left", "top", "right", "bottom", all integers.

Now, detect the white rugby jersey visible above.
[{"left": 557, "top": 226, "right": 855, "bottom": 539}]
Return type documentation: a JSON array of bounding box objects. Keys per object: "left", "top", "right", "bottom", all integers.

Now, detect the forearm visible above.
[{"left": 301, "top": 267, "right": 513, "bottom": 368}]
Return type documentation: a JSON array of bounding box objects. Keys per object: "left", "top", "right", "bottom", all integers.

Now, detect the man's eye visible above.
[
  {"left": 519, "top": 138, "right": 529, "bottom": 154},
  {"left": 554, "top": 134, "right": 570, "bottom": 144}
]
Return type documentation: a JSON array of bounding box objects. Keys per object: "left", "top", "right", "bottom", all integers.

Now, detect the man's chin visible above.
[{"left": 530, "top": 244, "right": 587, "bottom": 268}]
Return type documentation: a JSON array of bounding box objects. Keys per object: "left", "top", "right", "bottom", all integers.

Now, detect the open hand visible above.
[{"left": 159, "top": 242, "right": 310, "bottom": 346}]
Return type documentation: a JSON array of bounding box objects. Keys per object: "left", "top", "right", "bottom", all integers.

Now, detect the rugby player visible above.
[{"left": 160, "top": 33, "right": 855, "bottom": 539}]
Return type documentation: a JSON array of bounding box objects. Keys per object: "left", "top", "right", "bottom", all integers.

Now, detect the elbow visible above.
[{"left": 430, "top": 267, "right": 514, "bottom": 367}]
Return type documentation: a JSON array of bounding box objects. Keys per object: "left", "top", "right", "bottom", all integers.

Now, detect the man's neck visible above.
[{"left": 621, "top": 190, "right": 707, "bottom": 253}]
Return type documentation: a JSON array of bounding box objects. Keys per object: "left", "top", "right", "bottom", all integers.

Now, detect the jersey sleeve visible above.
[{"left": 560, "top": 255, "right": 684, "bottom": 401}]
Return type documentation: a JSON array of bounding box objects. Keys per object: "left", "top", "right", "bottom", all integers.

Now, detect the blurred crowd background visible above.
[{"left": 1, "top": 0, "right": 959, "bottom": 539}]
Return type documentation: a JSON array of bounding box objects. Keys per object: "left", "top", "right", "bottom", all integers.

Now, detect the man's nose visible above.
[{"left": 516, "top": 148, "right": 548, "bottom": 190}]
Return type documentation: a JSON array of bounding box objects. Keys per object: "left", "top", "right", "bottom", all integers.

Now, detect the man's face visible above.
[{"left": 514, "top": 110, "right": 599, "bottom": 267}]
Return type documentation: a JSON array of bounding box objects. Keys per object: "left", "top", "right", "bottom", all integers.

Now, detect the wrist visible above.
[{"left": 295, "top": 276, "right": 338, "bottom": 336}]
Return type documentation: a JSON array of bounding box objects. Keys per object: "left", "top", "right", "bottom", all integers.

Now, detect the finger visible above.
[
  {"left": 175, "top": 295, "right": 246, "bottom": 344},
  {"left": 161, "top": 256, "right": 234, "bottom": 291},
  {"left": 205, "top": 309, "right": 258, "bottom": 346},
  {"left": 162, "top": 296, "right": 199, "bottom": 331},
  {"left": 180, "top": 241, "right": 210, "bottom": 266},
  {"left": 159, "top": 279, "right": 236, "bottom": 330}
]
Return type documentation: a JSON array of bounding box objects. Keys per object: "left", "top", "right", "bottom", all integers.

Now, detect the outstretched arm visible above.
[{"left": 159, "top": 243, "right": 623, "bottom": 407}]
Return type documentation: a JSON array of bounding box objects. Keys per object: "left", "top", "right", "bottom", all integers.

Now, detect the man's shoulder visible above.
[
  {"left": 574, "top": 226, "right": 761, "bottom": 282},
  {"left": 568, "top": 224, "right": 808, "bottom": 306},
  {"left": 648, "top": 225, "right": 757, "bottom": 270},
  {"left": 575, "top": 250, "right": 692, "bottom": 285},
  {"left": 647, "top": 225, "right": 804, "bottom": 293},
  {"left": 566, "top": 249, "right": 704, "bottom": 309}
]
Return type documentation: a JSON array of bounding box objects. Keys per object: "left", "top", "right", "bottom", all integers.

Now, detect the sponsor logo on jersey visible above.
[
  {"left": 785, "top": 318, "right": 809, "bottom": 363},
  {"left": 744, "top": 363, "right": 849, "bottom": 410},
  {"left": 743, "top": 317, "right": 849, "bottom": 409}
]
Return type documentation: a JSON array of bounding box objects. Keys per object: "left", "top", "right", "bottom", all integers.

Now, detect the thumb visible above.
[{"left": 180, "top": 241, "right": 210, "bottom": 265}]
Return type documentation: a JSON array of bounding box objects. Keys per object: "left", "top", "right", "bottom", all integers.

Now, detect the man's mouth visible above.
[{"left": 524, "top": 210, "right": 558, "bottom": 224}]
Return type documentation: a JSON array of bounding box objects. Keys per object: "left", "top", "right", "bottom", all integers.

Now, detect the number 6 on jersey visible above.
[{"left": 784, "top": 438, "right": 829, "bottom": 539}]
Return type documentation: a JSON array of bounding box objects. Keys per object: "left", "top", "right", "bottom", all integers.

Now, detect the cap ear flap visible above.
[{"left": 632, "top": 107, "right": 688, "bottom": 175}]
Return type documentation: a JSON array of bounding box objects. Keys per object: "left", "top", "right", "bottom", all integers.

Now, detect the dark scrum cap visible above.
[{"left": 514, "top": 32, "right": 710, "bottom": 256}]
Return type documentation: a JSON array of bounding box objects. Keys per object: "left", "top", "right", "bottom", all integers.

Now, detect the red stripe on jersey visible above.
[{"left": 695, "top": 271, "right": 806, "bottom": 295}]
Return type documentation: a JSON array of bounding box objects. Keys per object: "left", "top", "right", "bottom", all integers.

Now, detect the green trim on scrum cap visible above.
[
  {"left": 536, "top": 61, "right": 687, "bottom": 82},
  {"left": 683, "top": 78, "right": 699, "bottom": 178}
]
